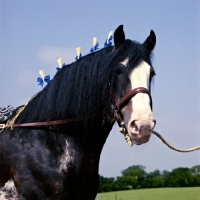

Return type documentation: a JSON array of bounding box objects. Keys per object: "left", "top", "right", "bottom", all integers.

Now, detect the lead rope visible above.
[
  {"left": 151, "top": 130, "right": 200, "bottom": 152},
  {"left": 117, "top": 123, "right": 200, "bottom": 152}
]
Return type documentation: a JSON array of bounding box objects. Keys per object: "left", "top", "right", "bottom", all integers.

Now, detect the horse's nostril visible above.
[
  {"left": 129, "top": 119, "right": 156, "bottom": 134},
  {"left": 130, "top": 120, "right": 138, "bottom": 132}
]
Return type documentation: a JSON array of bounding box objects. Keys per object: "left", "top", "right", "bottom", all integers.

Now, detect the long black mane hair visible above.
[{"left": 17, "top": 26, "right": 154, "bottom": 125}]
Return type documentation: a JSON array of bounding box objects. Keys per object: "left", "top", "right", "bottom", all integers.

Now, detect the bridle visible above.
[
  {"left": 114, "top": 87, "right": 152, "bottom": 145},
  {"left": 0, "top": 87, "right": 152, "bottom": 145}
]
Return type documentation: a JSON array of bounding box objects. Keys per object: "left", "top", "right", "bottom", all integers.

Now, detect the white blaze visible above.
[
  {"left": 130, "top": 61, "right": 152, "bottom": 113},
  {"left": 121, "top": 60, "right": 155, "bottom": 145}
]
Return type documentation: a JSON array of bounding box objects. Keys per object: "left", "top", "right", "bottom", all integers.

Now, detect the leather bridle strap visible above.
[
  {"left": 1, "top": 88, "right": 151, "bottom": 130},
  {"left": 113, "top": 87, "right": 152, "bottom": 146},
  {"left": 8, "top": 112, "right": 110, "bottom": 128},
  {"left": 115, "top": 87, "right": 152, "bottom": 111}
]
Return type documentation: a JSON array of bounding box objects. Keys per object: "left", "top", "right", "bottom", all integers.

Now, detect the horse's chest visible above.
[{"left": 58, "top": 139, "right": 83, "bottom": 175}]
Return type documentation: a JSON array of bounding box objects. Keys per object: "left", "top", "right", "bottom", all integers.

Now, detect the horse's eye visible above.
[{"left": 116, "top": 67, "right": 124, "bottom": 75}]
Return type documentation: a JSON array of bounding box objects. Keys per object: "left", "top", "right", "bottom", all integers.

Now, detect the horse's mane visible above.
[{"left": 17, "top": 40, "right": 153, "bottom": 124}]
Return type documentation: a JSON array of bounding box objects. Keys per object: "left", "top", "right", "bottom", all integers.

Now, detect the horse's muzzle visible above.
[{"left": 128, "top": 119, "right": 156, "bottom": 145}]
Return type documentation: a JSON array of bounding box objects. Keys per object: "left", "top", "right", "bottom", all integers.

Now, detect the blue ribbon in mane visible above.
[
  {"left": 37, "top": 75, "right": 50, "bottom": 87},
  {"left": 104, "top": 35, "right": 113, "bottom": 48},
  {"left": 90, "top": 43, "right": 99, "bottom": 53},
  {"left": 75, "top": 53, "right": 82, "bottom": 61},
  {"left": 56, "top": 63, "right": 66, "bottom": 72}
]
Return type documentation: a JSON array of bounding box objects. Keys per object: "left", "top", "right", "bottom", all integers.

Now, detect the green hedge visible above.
[{"left": 99, "top": 165, "right": 200, "bottom": 192}]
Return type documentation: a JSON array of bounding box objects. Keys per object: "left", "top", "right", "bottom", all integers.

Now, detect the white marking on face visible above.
[
  {"left": 130, "top": 61, "right": 151, "bottom": 89},
  {"left": 121, "top": 57, "right": 129, "bottom": 66},
  {"left": 130, "top": 61, "right": 151, "bottom": 112},
  {"left": 121, "top": 60, "right": 156, "bottom": 145}
]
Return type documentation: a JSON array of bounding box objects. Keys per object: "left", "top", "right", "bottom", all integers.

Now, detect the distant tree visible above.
[
  {"left": 162, "top": 170, "right": 171, "bottom": 187},
  {"left": 190, "top": 165, "right": 200, "bottom": 176},
  {"left": 98, "top": 165, "right": 200, "bottom": 192},
  {"left": 189, "top": 165, "right": 200, "bottom": 186},
  {"left": 146, "top": 170, "right": 163, "bottom": 188},
  {"left": 115, "top": 176, "right": 137, "bottom": 190},
  {"left": 121, "top": 165, "right": 147, "bottom": 188},
  {"left": 121, "top": 165, "right": 147, "bottom": 178},
  {"left": 98, "top": 175, "right": 116, "bottom": 192},
  {"left": 166, "top": 167, "right": 192, "bottom": 187}
]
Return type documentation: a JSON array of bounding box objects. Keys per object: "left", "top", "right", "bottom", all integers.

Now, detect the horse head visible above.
[{"left": 113, "top": 25, "right": 156, "bottom": 145}]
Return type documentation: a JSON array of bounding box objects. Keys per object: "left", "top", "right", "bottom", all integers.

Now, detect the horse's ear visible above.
[
  {"left": 143, "top": 30, "right": 156, "bottom": 52},
  {"left": 114, "top": 25, "right": 125, "bottom": 48}
]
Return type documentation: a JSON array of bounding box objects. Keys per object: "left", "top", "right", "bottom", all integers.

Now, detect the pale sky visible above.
[{"left": 0, "top": 0, "right": 200, "bottom": 177}]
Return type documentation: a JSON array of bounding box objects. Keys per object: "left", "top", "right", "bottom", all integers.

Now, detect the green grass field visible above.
[{"left": 95, "top": 187, "right": 200, "bottom": 200}]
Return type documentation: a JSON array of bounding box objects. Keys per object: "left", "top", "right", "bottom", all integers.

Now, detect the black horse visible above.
[{"left": 0, "top": 25, "right": 156, "bottom": 200}]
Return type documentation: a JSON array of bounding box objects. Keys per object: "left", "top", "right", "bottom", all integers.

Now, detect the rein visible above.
[
  {"left": 0, "top": 112, "right": 110, "bottom": 130},
  {"left": 0, "top": 87, "right": 150, "bottom": 131},
  {"left": 1, "top": 87, "right": 199, "bottom": 153}
]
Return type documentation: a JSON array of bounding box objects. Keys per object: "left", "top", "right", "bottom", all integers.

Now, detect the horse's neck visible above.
[
  {"left": 58, "top": 120, "right": 113, "bottom": 178},
  {"left": 75, "top": 119, "right": 113, "bottom": 147},
  {"left": 16, "top": 64, "right": 112, "bottom": 124}
]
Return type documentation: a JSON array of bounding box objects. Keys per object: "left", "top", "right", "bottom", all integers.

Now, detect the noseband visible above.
[{"left": 114, "top": 87, "right": 152, "bottom": 146}]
